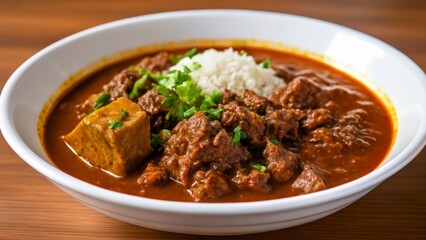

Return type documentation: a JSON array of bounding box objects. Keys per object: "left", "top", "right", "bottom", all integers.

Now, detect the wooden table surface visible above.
[{"left": 1, "top": 0, "right": 425, "bottom": 239}]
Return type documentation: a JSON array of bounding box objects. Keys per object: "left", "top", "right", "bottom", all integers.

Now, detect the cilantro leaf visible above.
[
  {"left": 260, "top": 58, "right": 271, "bottom": 69},
  {"left": 183, "top": 106, "right": 197, "bottom": 118},
  {"left": 252, "top": 163, "right": 267, "bottom": 172},
  {"left": 211, "top": 90, "right": 223, "bottom": 104},
  {"left": 170, "top": 48, "right": 198, "bottom": 63},
  {"left": 175, "top": 81, "right": 202, "bottom": 105},
  {"left": 192, "top": 62, "right": 202, "bottom": 70},
  {"left": 204, "top": 107, "right": 223, "bottom": 121},
  {"left": 231, "top": 126, "right": 247, "bottom": 144},
  {"left": 129, "top": 73, "right": 149, "bottom": 99},
  {"left": 93, "top": 92, "right": 110, "bottom": 110},
  {"left": 108, "top": 120, "right": 123, "bottom": 129},
  {"left": 119, "top": 109, "right": 128, "bottom": 120},
  {"left": 151, "top": 129, "right": 172, "bottom": 148},
  {"left": 269, "top": 139, "right": 280, "bottom": 145}
]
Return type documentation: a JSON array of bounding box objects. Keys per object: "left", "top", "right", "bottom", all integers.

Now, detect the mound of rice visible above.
[{"left": 171, "top": 48, "right": 285, "bottom": 97}]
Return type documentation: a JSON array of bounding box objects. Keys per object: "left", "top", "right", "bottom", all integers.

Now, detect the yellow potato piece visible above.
[{"left": 62, "top": 97, "right": 153, "bottom": 177}]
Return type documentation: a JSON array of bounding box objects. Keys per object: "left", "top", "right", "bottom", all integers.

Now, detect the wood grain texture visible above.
[{"left": 0, "top": 0, "right": 425, "bottom": 239}]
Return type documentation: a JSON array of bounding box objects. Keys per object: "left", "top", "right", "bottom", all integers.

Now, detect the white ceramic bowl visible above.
[{"left": 1, "top": 10, "right": 426, "bottom": 235}]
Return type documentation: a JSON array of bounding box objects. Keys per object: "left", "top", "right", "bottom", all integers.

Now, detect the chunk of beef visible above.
[
  {"left": 300, "top": 127, "right": 344, "bottom": 161},
  {"left": 220, "top": 89, "right": 237, "bottom": 104},
  {"left": 137, "top": 162, "right": 168, "bottom": 186},
  {"left": 337, "top": 109, "right": 368, "bottom": 127},
  {"left": 240, "top": 90, "right": 274, "bottom": 115},
  {"left": 190, "top": 170, "right": 230, "bottom": 202},
  {"left": 103, "top": 69, "right": 141, "bottom": 101},
  {"left": 137, "top": 89, "right": 167, "bottom": 117},
  {"left": 75, "top": 93, "right": 98, "bottom": 120},
  {"left": 292, "top": 163, "right": 326, "bottom": 193},
  {"left": 263, "top": 141, "right": 299, "bottom": 182},
  {"left": 221, "top": 101, "right": 265, "bottom": 147},
  {"left": 136, "top": 51, "right": 173, "bottom": 73},
  {"left": 232, "top": 168, "right": 271, "bottom": 193},
  {"left": 301, "top": 108, "right": 333, "bottom": 131},
  {"left": 265, "top": 108, "right": 305, "bottom": 141},
  {"left": 269, "top": 77, "right": 329, "bottom": 109},
  {"left": 161, "top": 112, "right": 250, "bottom": 186},
  {"left": 271, "top": 63, "right": 295, "bottom": 84},
  {"left": 301, "top": 109, "right": 377, "bottom": 161},
  {"left": 62, "top": 98, "right": 153, "bottom": 177}
]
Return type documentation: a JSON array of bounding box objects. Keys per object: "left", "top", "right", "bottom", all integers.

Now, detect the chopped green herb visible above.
[
  {"left": 129, "top": 73, "right": 149, "bottom": 99},
  {"left": 204, "top": 107, "right": 223, "bottom": 121},
  {"left": 183, "top": 106, "right": 197, "bottom": 118},
  {"left": 151, "top": 129, "right": 172, "bottom": 148},
  {"left": 211, "top": 90, "right": 223, "bottom": 104},
  {"left": 192, "top": 62, "right": 202, "bottom": 70},
  {"left": 170, "top": 48, "right": 198, "bottom": 63},
  {"left": 260, "top": 58, "right": 271, "bottom": 69},
  {"left": 119, "top": 109, "right": 128, "bottom": 120},
  {"left": 231, "top": 126, "right": 247, "bottom": 144},
  {"left": 156, "top": 69, "right": 201, "bottom": 122},
  {"left": 252, "top": 163, "right": 267, "bottom": 172},
  {"left": 269, "top": 139, "right": 280, "bottom": 145},
  {"left": 108, "top": 120, "right": 123, "bottom": 129},
  {"left": 152, "top": 65, "right": 223, "bottom": 124},
  {"left": 93, "top": 92, "right": 111, "bottom": 110},
  {"left": 239, "top": 50, "right": 247, "bottom": 56}
]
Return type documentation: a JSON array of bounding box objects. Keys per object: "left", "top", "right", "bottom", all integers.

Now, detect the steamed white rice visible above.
[{"left": 171, "top": 48, "right": 285, "bottom": 97}]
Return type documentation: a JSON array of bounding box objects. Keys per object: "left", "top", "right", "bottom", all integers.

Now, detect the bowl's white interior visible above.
[{"left": 2, "top": 10, "right": 426, "bottom": 212}]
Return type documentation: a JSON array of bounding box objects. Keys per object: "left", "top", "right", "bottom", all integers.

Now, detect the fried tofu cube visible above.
[{"left": 62, "top": 97, "right": 153, "bottom": 176}]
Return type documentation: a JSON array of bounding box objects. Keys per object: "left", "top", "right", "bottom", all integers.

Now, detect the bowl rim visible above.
[{"left": 1, "top": 9, "right": 426, "bottom": 216}]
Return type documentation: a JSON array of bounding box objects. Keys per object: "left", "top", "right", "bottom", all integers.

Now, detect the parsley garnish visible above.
[
  {"left": 260, "top": 58, "right": 271, "bottom": 69},
  {"left": 183, "top": 106, "right": 197, "bottom": 118},
  {"left": 93, "top": 92, "right": 110, "bottom": 110},
  {"left": 108, "top": 120, "right": 123, "bottom": 129},
  {"left": 231, "top": 126, "right": 247, "bottom": 144},
  {"left": 154, "top": 67, "right": 222, "bottom": 123},
  {"left": 252, "top": 163, "right": 267, "bottom": 172},
  {"left": 211, "top": 90, "right": 223, "bottom": 104},
  {"left": 119, "top": 109, "right": 128, "bottom": 120},
  {"left": 192, "top": 61, "right": 202, "bottom": 70},
  {"left": 151, "top": 129, "right": 172, "bottom": 148},
  {"left": 170, "top": 48, "right": 198, "bottom": 63},
  {"left": 269, "top": 139, "right": 280, "bottom": 145},
  {"left": 128, "top": 73, "right": 149, "bottom": 100}
]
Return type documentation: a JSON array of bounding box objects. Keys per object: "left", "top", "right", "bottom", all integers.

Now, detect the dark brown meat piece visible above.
[
  {"left": 137, "top": 89, "right": 167, "bottom": 117},
  {"left": 301, "top": 108, "right": 377, "bottom": 162},
  {"left": 190, "top": 170, "right": 230, "bottom": 202},
  {"left": 232, "top": 168, "right": 271, "bottom": 193},
  {"left": 102, "top": 52, "right": 173, "bottom": 101},
  {"left": 103, "top": 69, "right": 141, "bottom": 101},
  {"left": 220, "top": 89, "right": 237, "bottom": 104},
  {"left": 300, "top": 127, "right": 344, "bottom": 161},
  {"left": 75, "top": 94, "right": 97, "bottom": 120},
  {"left": 136, "top": 51, "right": 173, "bottom": 73},
  {"left": 263, "top": 141, "right": 299, "bottom": 183},
  {"left": 271, "top": 63, "right": 295, "bottom": 84},
  {"left": 76, "top": 52, "right": 173, "bottom": 119},
  {"left": 269, "top": 77, "right": 329, "bottom": 109},
  {"left": 301, "top": 108, "right": 333, "bottom": 131},
  {"left": 292, "top": 163, "right": 326, "bottom": 193},
  {"left": 161, "top": 112, "right": 250, "bottom": 186},
  {"left": 221, "top": 101, "right": 265, "bottom": 147},
  {"left": 137, "top": 162, "right": 169, "bottom": 186},
  {"left": 264, "top": 108, "right": 305, "bottom": 141},
  {"left": 240, "top": 90, "right": 274, "bottom": 114}
]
